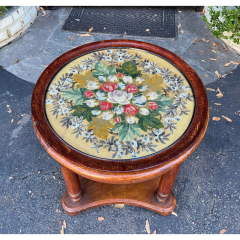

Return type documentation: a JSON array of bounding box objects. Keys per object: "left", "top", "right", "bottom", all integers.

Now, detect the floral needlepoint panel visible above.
[{"left": 45, "top": 48, "right": 195, "bottom": 160}]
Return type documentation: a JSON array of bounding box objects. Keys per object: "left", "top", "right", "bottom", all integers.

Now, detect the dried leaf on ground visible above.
[
  {"left": 38, "top": 171, "right": 41, "bottom": 174},
  {"left": 60, "top": 225, "right": 64, "bottom": 234},
  {"left": 206, "top": 88, "right": 215, "bottom": 91},
  {"left": 219, "top": 229, "right": 226, "bottom": 234},
  {"left": 89, "top": 27, "right": 93, "bottom": 32},
  {"left": 98, "top": 217, "right": 105, "bottom": 221},
  {"left": 7, "top": 109, "right": 12, "bottom": 113},
  {"left": 202, "top": 8, "right": 205, "bottom": 14},
  {"left": 222, "top": 115, "right": 232, "bottom": 122},
  {"left": 171, "top": 211, "right": 178, "bottom": 217},
  {"left": 221, "top": 74, "right": 227, "bottom": 78},
  {"left": 230, "top": 61, "right": 239, "bottom": 65},
  {"left": 63, "top": 220, "right": 66, "bottom": 229},
  {"left": 7, "top": 105, "right": 10, "bottom": 107},
  {"left": 146, "top": 29, "right": 150, "bottom": 31},
  {"left": 201, "top": 50, "right": 204, "bottom": 56},
  {"left": 40, "top": 7, "right": 46, "bottom": 16},
  {"left": 42, "top": 65, "right": 48, "bottom": 67},
  {"left": 9, "top": 177, "right": 13, "bottom": 179},
  {"left": 153, "top": 230, "right": 156, "bottom": 234},
  {"left": 53, "top": 176, "right": 56, "bottom": 179},
  {"left": 215, "top": 71, "right": 221, "bottom": 79},
  {"left": 180, "top": 30, "right": 184, "bottom": 34},
  {"left": 113, "top": 204, "right": 124, "bottom": 208},
  {"left": 202, "top": 38, "right": 205, "bottom": 41},
  {"left": 214, "top": 103, "right": 221, "bottom": 105},
  {"left": 212, "top": 117, "right": 221, "bottom": 121},
  {"left": 15, "top": 59, "right": 19, "bottom": 63},
  {"left": 211, "top": 49, "right": 216, "bottom": 53},
  {"left": 201, "top": 60, "right": 206, "bottom": 62},
  {"left": 17, "top": 120, "right": 22, "bottom": 125},
  {"left": 195, "top": 39, "right": 200, "bottom": 43},
  {"left": 11, "top": 119, "right": 14, "bottom": 123},
  {"left": 145, "top": 219, "right": 150, "bottom": 234},
  {"left": 178, "top": 23, "right": 181, "bottom": 29},
  {"left": 196, "top": 156, "right": 199, "bottom": 159},
  {"left": 211, "top": 58, "right": 217, "bottom": 61},
  {"left": 30, "top": 193, "right": 34, "bottom": 197},
  {"left": 206, "top": 40, "right": 210, "bottom": 42},
  {"left": 225, "top": 62, "right": 231, "bottom": 67},
  {"left": 80, "top": 33, "right": 91, "bottom": 37},
  {"left": 216, "top": 87, "right": 223, "bottom": 98},
  {"left": 205, "top": 74, "right": 208, "bottom": 77},
  {"left": 213, "top": 42, "right": 217, "bottom": 46}
]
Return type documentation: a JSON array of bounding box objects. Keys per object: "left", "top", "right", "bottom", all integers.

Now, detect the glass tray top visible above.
[{"left": 45, "top": 48, "right": 195, "bottom": 160}]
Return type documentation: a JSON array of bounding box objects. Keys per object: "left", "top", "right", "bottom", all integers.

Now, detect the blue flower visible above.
[
  {"left": 118, "top": 82, "right": 126, "bottom": 90},
  {"left": 95, "top": 90, "right": 106, "bottom": 100},
  {"left": 132, "top": 94, "right": 147, "bottom": 106}
]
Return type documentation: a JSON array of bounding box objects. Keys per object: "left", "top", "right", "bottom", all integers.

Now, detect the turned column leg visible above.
[
  {"left": 60, "top": 164, "right": 83, "bottom": 203},
  {"left": 156, "top": 163, "right": 181, "bottom": 204}
]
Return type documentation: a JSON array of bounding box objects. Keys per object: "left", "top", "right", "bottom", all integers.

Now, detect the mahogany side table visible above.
[{"left": 31, "top": 40, "right": 209, "bottom": 216}]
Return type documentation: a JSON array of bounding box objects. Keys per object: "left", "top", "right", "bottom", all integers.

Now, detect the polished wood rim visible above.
[{"left": 31, "top": 39, "right": 209, "bottom": 182}]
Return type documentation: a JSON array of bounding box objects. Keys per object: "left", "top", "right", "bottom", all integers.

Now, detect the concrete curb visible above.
[{"left": 0, "top": 6, "right": 39, "bottom": 48}]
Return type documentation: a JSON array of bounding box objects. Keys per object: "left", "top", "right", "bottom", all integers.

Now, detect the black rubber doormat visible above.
[{"left": 62, "top": 7, "right": 177, "bottom": 39}]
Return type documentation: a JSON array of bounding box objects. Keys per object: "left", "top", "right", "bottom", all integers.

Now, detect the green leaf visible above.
[
  {"left": 122, "top": 61, "right": 137, "bottom": 74},
  {"left": 95, "top": 61, "right": 109, "bottom": 75},
  {"left": 108, "top": 66, "right": 117, "bottom": 75},
  {"left": 155, "top": 95, "right": 174, "bottom": 112},
  {"left": 138, "top": 117, "right": 148, "bottom": 132},
  {"left": 129, "top": 70, "right": 142, "bottom": 78},
  {"left": 119, "top": 124, "right": 141, "bottom": 141},
  {"left": 62, "top": 89, "right": 85, "bottom": 105},
  {"left": 112, "top": 123, "right": 126, "bottom": 133},
  {"left": 138, "top": 115, "right": 164, "bottom": 131},
  {"left": 116, "top": 68, "right": 124, "bottom": 73},
  {"left": 71, "top": 105, "right": 93, "bottom": 121}
]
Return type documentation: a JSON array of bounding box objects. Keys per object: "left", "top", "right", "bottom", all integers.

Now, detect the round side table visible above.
[{"left": 31, "top": 40, "right": 209, "bottom": 216}]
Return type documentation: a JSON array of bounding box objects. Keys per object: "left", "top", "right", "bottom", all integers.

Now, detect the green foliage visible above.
[
  {"left": 155, "top": 94, "right": 174, "bottom": 112},
  {"left": 71, "top": 104, "right": 93, "bottom": 122},
  {"left": 120, "top": 61, "right": 142, "bottom": 78},
  {"left": 118, "top": 123, "right": 141, "bottom": 141},
  {"left": 92, "top": 61, "right": 116, "bottom": 77},
  {"left": 0, "top": 6, "right": 7, "bottom": 16},
  {"left": 203, "top": 6, "right": 240, "bottom": 44},
  {"left": 62, "top": 88, "right": 86, "bottom": 105}
]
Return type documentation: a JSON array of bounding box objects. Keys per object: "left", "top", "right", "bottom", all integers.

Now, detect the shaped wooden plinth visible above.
[{"left": 61, "top": 176, "right": 176, "bottom": 216}]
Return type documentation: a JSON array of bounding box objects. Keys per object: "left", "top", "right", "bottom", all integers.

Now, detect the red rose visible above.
[
  {"left": 115, "top": 117, "right": 121, "bottom": 123},
  {"left": 118, "top": 73, "right": 124, "bottom": 78},
  {"left": 148, "top": 102, "right": 158, "bottom": 110},
  {"left": 84, "top": 91, "right": 94, "bottom": 98},
  {"left": 100, "top": 82, "right": 117, "bottom": 92},
  {"left": 126, "top": 83, "right": 138, "bottom": 93},
  {"left": 124, "top": 104, "right": 138, "bottom": 115},
  {"left": 99, "top": 101, "right": 112, "bottom": 110}
]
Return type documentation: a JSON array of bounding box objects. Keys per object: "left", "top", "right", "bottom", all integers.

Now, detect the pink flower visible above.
[
  {"left": 118, "top": 73, "right": 124, "bottom": 78},
  {"left": 115, "top": 117, "right": 121, "bottom": 123},
  {"left": 100, "top": 82, "right": 117, "bottom": 92},
  {"left": 126, "top": 83, "right": 138, "bottom": 93},
  {"left": 84, "top": 91, "right": 95, "bottom": 98},
  {"left": 147, "top": 102, "right": 158, "bottom": 110},
  {"left": 99, "top": 101, "right": 112, "bottom": 110},
  {"left": 124, "top": 104, "right": 138, "bottom": 116}
]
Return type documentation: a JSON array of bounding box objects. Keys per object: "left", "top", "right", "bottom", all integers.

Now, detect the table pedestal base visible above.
[{"left": 61, "top": 176, "right": 176, "bottom": 216}]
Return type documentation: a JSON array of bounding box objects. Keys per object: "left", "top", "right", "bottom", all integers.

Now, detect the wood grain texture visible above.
[
  {"left": 61, "top": 175, "right": 176, "bottom": 216},
  {"left": 31, "top": 39, "right": 209, "bottom": 183}
]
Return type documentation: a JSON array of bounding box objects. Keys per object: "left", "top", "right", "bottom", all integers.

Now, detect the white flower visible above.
[
  {"left": 118, "top": 149, "right": 125, "bottom": 158},
  {"left": 80, "top": 65, "right": 86, "bottom": 69},
  {"left": 62, "top": 108, "right": 69, "bottom": 114},
  {"left": 175, "top": 116, "right": 181, "bottom": 122},
  {"left": 126, "top": 116, "right": 137, "bottom": 124},
  {"left": 118, "top": 57, "right": 124, "bottom": 62},
  {"left": 118, "top": 82, "right": 126, "bottom": 90},
  {"left": 71, "top": 122, "right": 79, "bottom": 129},
  {"left": 136, "top": 77, "right": 145, "bottom": 84},
  {"left": 163, "top": 118, "right": 172, "bottom": 125},
  {"left": 86, "top": 99, "right": 98, "bottom": 107},
  {"left": 87, "top": 81, "right": 100, "bottom": 90},
  {"left": 46, "top": 99, "right": 53, "bottom": 104},
  {"left": 49, "top": 89, "right": 58, "bottom": 95},
  {"left": 98, "top": 76, "right": 106, "bottom": 82},
  {"left": 132, "top": 94, "right": 147, "bottom": 106},
  {"left": 165, "top": 78, "right": 173, "bottom": 84},
  {"left": 71, "top": 69, "right": 78, "bottom": 74},
  {"left": 142, "top": 135, "right": 150, "bottom": 143},
  {"left": 108, "top": 75, "right": 118, "bottom": 83},
  {"left": 58, "top": 99, "right": 65, "bottom": 105},
  {"left": 153, "top": 129, "right": 162, "bottom": 136},
  {"left": 113, "top": 105, "right": 124, "bottom": 115},
  {"left": 117, "top": 50, "right": 125, "bottom": 56},
  {"left": 122, "top": 76, "right": 133, "bottom": 84},
  {"left": 131, "top": 151, "right": 139, "bottom": 158},
  {"left": 139, "top": 108, "right": 150, "bottom": 116},
  {"left": 105, "top": 49, "right": 113, "bottom": 54},
  {"left": 139, "top": 85, "right": 148, "bottom": 92},
  {"left": 107, "top": 90, "right": 133, "bottom": 105},
  {"left": 102, "top": 111, "right": 114, "bottom": 120},
  {"left": 64, "top": 78, "right": 72, "bottom": 84},
  {"left": 92, "top": 110, "right": 101, "bottom": 116},
  {"left": 145, "top": 62, "right": 151, "bottom": 68},
  {"left": 95, "top": 90, "right": 106, "bottom": 100},
  {"left": 182, "top": 85, "right": 190, "bottom": 90},
  {"left": 130, "top": 140, "right": 138, "bottom": 148},
  {"left": 82, "top": 131, "right": 90, "bottom": 138},
  {"left": 105, "top": 56, "right": 112, "bottom": 62},
  {"left": 146, "top": 92, "right": 158, "bottom": 100}
]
